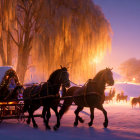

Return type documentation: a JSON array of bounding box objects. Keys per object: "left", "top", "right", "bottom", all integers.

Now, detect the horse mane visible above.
[
  {"left": 48, "top": 67, "right": 68, "bottom": 84},
  {"left": 93, "top": 69, "right": 106, "bottom": 81},
  {"left": 48, "top": 69, "right": 61, "bottom": 83},
  {"left": 92, "top": 68, "right": 109, "bottom": 94}
]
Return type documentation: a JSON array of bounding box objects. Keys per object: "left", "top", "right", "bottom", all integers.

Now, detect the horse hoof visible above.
[
  {"left": 46, "top": 125, "right": 51, "bottom": 130},
  {"left": 26, "top": 120, "right": 30, "bottom": 125},
  {"left": 33, "top": 124, "right": 38, "bottom": 128},
  {"left": 88, "top": 122, "right": 93, "bottom": 127},
  {"left": 103, "top": 122, "right": 108, "bottom": 128},
  {"left": 53, "top": 126, "right": 58, "bottom": 131},
  {"left": 74, "top": 122, "right": 78, "bottom": 127}
]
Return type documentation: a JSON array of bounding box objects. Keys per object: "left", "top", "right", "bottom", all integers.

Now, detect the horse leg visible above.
[
  {"left": 78, "top": 115, "right": 84, "bottom": 123},
  {"left": 42, "top": 106, "right": 47, "bottom": 122},
  {"left": 23, "top": 103, "right": 31, "bottom": 124},
  {"left": 97, "top": 105, "right": 108, "bottom": 128},
  {"left": 44, "top": 107, "right": 51, "bottom": 130},
  {"left": 88, "top": 107, "right": 94, "bottom": 127},
  {"left": 74, "top": 106, "right": 84, "bottom": 127},
  {"left": 29, "top": 107, "right": 38, "bottom": 128},
  {"left": 43, "top": 107, "right": 51, "bottom": 129},
  {"left": 26, "top": 112, "right": 31, "bottom": 125},
  {"left": 59, "top": 98, "right": 73, "bottom": 119},
  {"left": 51, "top": 106, "right": 60, "bottom": 131}
]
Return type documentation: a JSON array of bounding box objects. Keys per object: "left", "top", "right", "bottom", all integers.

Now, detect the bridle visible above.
[{"left": 102, "top": 69, "right": 113, "bottom": 87}]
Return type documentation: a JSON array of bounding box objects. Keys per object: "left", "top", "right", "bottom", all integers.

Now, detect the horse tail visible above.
[{"left": 59, "top": 86, "right": 79, "bottom": 119}]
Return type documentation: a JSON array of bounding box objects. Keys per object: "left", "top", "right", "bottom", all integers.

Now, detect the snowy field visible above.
[{"left": 0, "top": 102, "right": 140, "bottom": 140}]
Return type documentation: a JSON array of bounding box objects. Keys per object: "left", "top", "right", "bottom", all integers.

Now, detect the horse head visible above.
[
  {"left": 59, "top": 66, "right": 70, "bottom": 88},
  {"left": 103, "top": 68, "right": 114, "bottom": 86},
  {"left": 92, "top": 68, "right": 114, "bottom": 94}
]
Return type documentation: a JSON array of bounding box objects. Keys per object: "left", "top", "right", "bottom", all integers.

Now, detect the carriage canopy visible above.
[{"left": 0, "top": 66, "right": 20, "bottom": 88}]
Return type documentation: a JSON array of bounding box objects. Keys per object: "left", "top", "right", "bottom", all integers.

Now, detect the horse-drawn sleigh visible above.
[
  {"left": 0, "top": 66, "right": 114, "bottom": 130},
  {"left": 0, "top": 66, "right": 24, "bottom": 123}
]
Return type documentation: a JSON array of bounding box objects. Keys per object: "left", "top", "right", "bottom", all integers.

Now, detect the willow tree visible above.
[
  {"left": 31, "top": 0, "right": 112, "bottom": 83},
  {"left": 8, "top": 0, "right": 44, "bottom": 83},
  {"left": 0, "top": 0, "right": 112, "bottom": 84},
  {"left": 0, "top": 0, "right": 15, "bottom": 65}
]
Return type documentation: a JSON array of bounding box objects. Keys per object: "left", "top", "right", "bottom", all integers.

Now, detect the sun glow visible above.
[
  {"left": 132, "top": 77, "right": 136, "bottom": 82},
  {"left": 93, "top": 57, "right": 100, "bottom": 64},
  {"left": 92, "top": 55, "right": 103, "bottom": 64}
]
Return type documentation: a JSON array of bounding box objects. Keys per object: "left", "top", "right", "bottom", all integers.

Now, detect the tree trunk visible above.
[
  {"left": 7, "top": 30, "right": 12, "bottom": 65},
  {"left": 16, "top": 47, "right": 30, "bottom": 84},
  {"left": 0, "top": 37, "right": 6, "bottom": 65}
]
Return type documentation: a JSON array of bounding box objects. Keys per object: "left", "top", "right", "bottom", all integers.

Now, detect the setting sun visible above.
[{"left": 132, "top": 77, "right": 136, "bottom": 82}]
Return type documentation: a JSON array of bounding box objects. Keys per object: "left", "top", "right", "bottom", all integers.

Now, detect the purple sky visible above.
[{"left": 94, "top": 0, "right": 140, "bottom": 73}]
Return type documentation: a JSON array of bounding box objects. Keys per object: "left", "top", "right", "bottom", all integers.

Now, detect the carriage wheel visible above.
[
  {"left": 17, "top": 112, "right": 25, "bottom": 123},
  {"left": 16, "top": 102, "right": 25, "bottom": 123}
]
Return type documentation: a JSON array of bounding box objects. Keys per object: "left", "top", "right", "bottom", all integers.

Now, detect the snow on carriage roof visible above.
[{"left": 0, "top": 66, "right": 15, "bottom": 84}]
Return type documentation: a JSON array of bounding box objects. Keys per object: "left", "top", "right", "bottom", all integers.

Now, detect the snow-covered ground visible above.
[{"left": 0, "top": 102, "right": 140, "bottom": 140}]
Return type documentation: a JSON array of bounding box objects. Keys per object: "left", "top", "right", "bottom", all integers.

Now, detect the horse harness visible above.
[
  {"left": 26, "top": 69, "right": 68, "bottom": 102},
  {"left": 83, "top": 79, "right": 103, "bottom": 106},
  {"left": 26, "top": 85, "right": 42, "bottom": 106}
]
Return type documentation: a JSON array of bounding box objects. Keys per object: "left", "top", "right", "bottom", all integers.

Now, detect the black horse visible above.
[
  {"left": 59, "top": 68, "right": 114, "bottom": 128},
  {"left": 23, "top": 66, "right": 70, "bottom": 130}
]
